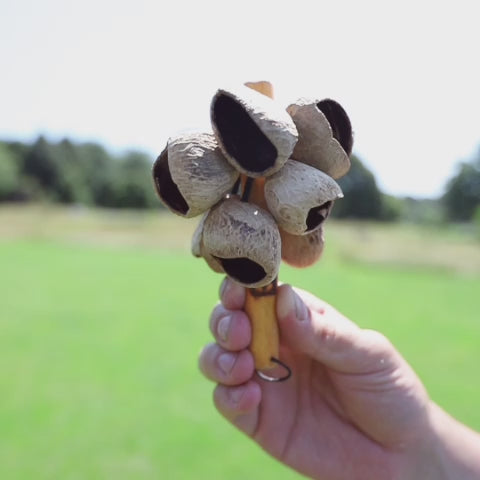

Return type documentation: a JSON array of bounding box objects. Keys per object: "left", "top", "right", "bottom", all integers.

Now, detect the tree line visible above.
[
  {"left": 0, "top": 136, "right": 159, "bottom": 209},
  {"left": 0, "top": 135, "right": 479, "bottom": 222}
]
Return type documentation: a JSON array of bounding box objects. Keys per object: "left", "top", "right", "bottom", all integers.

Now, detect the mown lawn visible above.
[{"left": 0, "top": 207, "right": 479, "bottom": 479}]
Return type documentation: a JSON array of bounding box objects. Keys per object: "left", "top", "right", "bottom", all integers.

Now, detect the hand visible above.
[{"left": 199, "top": 279, "right": 440, "bottom": 479}]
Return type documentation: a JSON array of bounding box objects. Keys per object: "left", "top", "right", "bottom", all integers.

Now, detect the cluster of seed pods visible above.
[{"left": 153, "top": 81, "right": 353, "bottom": 379}]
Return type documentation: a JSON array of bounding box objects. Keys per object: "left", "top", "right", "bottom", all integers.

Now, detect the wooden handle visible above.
[
  {"left": 244, "top": 80, "right": 274, "bottom": 99},
  {"left": 242, "top": 80, "right": 282, "bottom": 373},
  {"left": 244, "top": 281, "right": 279, "bottom": 370}
]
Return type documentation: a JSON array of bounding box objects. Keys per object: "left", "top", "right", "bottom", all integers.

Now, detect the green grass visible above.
[{"left": 0, "top": 207, "right": 479, "bottom": 479}]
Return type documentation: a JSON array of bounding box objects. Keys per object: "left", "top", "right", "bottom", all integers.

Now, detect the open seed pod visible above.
[
  {"left": 287, "top": 98, "right": 353, "bottom": 179},
  {"left": 191, "top": 212, "right": 224, "bottom": 273},
  {"left": 280, "top": 226, "right": 325, "bottom": 268},
  {"left": 211, "top": 85, "right": 298, "bottom": 178},
  {"left": 152, "top": 132, "right": 239, "bottom": 218},
  {"left": 202, "top": 196, "right": 281, "bottom": 288},
  {"left": 264, "top": 159, "right": 342, "bottom": 235}
]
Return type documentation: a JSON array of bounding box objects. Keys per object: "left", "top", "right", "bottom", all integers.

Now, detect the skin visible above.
[{"left": 199, "top": 278, "right": 480, "bottom": 480}]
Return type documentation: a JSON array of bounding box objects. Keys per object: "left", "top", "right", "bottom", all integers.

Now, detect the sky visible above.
[{"left": 1, "top": 0, "right": 479, "bottom": 198}]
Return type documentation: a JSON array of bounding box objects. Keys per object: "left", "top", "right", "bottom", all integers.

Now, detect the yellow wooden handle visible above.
[
  {"left": 244, "top": 282, "right": 279, "bottom": 371},
  {"left": 244, "top": 80, "right": 274, "bottom": 99},
  {"left": 242, "top": 80, "right": 285, "bottom": 376}
]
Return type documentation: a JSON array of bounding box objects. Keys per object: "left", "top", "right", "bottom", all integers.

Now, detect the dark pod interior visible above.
[
  {"left": 152, "top": 149, "right": 189, "bottom": 215},
  {"left": 306, "top": 201, "right": 333, "bottom": 232},
  {"left": 212, "top": 93, "right": 278, "bottom": 174},
  {"left": 316, "top": 100, "right": 353, "bottom": 156},
  {"left": 215, "top": 257, "right": 267, "bottom": 285}
]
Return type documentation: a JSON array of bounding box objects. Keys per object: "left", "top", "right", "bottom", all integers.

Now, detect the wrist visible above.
[
  {"left": 393, "top": 400, "right": 445, "bottom": 480},
  {"left": 394, "top": 400, "right": 472, "bottom": 480},
  {"left": 419, "top": 401, "right": 480, "bottom": 480}
]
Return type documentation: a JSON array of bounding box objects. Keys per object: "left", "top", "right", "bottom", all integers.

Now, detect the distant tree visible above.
[
  {"left": 3, "top": 135, "right": 162, "bottom": 209},
  {"left": 379, "top": 194, "right": 403, "bottom": 222},
  {"left": 76, "top": 142, "right": 117, "bottom": 207},
  {"left": 22, "top": 136, "right": 59, "bottom": 193},
  {"left": 443, "top": 150, "right": 480, "bottom": 221},
  {"left": 50, "top": 138, "right": 92, "bottom": 204},
  {"left": 0, "top": 143, "right": 21, "bottom": 200},
  {"left": 112, "top": 150, "right": 160, "bottom": 209},
  {"left": 332, "top": 155, "right": 384, "bottom": 220},
  {"left": 474, "top": 205, "right": 480, "bottom": 240}
]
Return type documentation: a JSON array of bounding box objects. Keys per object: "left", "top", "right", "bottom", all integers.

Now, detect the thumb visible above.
[{"left": 276, "top": 284, "right": 393, "bottom": 374}]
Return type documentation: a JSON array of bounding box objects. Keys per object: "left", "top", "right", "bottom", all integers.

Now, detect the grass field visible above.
[{"left": 0, "top": 205, "right": 479, "bottom": 479}]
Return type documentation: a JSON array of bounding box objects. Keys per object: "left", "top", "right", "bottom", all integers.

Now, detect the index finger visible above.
[{"left": 219, "top": 277, "right": 246, "bottom": 310}]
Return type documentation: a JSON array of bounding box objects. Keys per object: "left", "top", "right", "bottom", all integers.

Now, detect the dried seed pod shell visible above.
[
  {"left": 287, "top": 98, "right": 353, "bottom": 179},
  {"left": 191, "top": 213, "right": 206, "bottom": 258},
  {"left": 211, "top": 85, "right": 298, "bottom": 178},
  {"left": 152, "top": 132, "right": 239, "bottom": 218},
  {"left": 191, "top": 213, "right": 224, "bottom": 273},
  {"left": 280, "top": 227, "right": 325, "bottom": 268},
  {"left": 202, "top": 197, "right": 281, "bottom": 288},
  {"left": 264, "top": 159, "right": 342, "bottom": 235}
]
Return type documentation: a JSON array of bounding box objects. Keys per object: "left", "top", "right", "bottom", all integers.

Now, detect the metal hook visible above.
[{"left": 256, "top": 357, "right": 292, "bottom": 382}]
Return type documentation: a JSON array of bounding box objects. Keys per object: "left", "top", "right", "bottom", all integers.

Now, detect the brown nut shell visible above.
[
  {"left": 202, "top": 197, "right": 281, "bottom": 288},
  {"left": 152, "top": 132, "right": 239, "bottom": 218},
  {"left": 191, "top": 212, "right": 225, "bottom": 273},
  {"left": 211, "top": 85, "right": 298, "bottom": 178},
  {"left": 264, "top": 159, "right": 342, "bottom": 235},
  {"left": 280, "top": 227, "right": 325, "bottom": 268},
  {"left": 287, "top": 98, "right": 353, "bottom": 179}
]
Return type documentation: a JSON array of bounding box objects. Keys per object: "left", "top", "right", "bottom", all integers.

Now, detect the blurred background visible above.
[{"left": 1, "top": 0, "right": 479, "bottom": 478}]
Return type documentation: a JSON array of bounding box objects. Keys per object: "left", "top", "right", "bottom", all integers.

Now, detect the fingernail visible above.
[
  {"left": 217, "top": 315, "right": 231, "bottom": 342},
  {"left": 228, "top": 385, "right": 246, "bottom": 405},
  {"left": 219, "top": 277, "right": 229, "bottom": 299},
  {"left": 277, "top": 285, "right": 295, "bottom": 321},
  {"left": 294, "top": 292, "right": 309, "bottom": 322},
  {"left": 277, "top": 286, "right": 308, "bottom": 322},
  {"left": 218, "top": 353, "right": 236, "bottom": 374}
]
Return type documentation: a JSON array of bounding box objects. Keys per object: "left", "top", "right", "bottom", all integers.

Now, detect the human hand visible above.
[{"left": 199, "top": 278, "right": 442, "bottom": 479}]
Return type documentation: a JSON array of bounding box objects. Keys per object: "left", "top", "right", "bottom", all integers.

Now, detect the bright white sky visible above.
[{"left": 1, "top": 0, "right": 479, "bottom": 197}]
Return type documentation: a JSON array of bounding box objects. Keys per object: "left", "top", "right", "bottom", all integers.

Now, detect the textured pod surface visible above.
[
  {"left": 287, "top": 98, "right": 353, "bottom": 179},
  {"left": 191, "top": 212, "right": 224, "bottom": 273},
  {"left": 202, "top": 197, "right": 281, "bottom": 288},
  {"left": 211, "top": 85, "right": 298, "bottom": 178},
  {"left": 152, "top": 132, "right": 239, "bottom": 218},
  {"left": 265, "top": 159, "right": 342, "bottom": 235},
  {"left": 280, "top": 227, "right": 325, "bottom": 268}
]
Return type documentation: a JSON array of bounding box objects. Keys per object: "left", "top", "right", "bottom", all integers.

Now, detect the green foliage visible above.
[
  {"left": 379, "top": 194, "right": 403, "bottom": 221},
  {"left": 5, "top": 133, "right": 479, "bottom": 223},
  {"left": 0, "top": 144, "right": 21, "bottom": 200},
  {"left": 395, "top": 197, "right": 445, "bottom": 225},
  {"left": 442, "top": 150, "right": 480, "bottom": 221},
  {"left": 474, "top": 205, "right": 480, "bottom": 240},
  {"left": 112, "top": 151, "right": 160, "bottom": 209},
  {"left": 333, "top": 155, "right": 384, "bottom": 220},
  {"left": 76, "top": 142, "right": 117, "bottom": 206},
  {"left": 1, "top": 136, "right": 162, "bottom": 209}
]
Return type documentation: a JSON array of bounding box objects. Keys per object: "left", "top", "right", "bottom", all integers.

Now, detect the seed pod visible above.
[
  {"left": 264, "top": 159, "right": 342, "bottom": 235},
  {"left": 191, "top": 212, "right": 224, "bottom": 273},
  {"left": 287, "top": 98, "right": 353, "bottom": 179},
  {"left": 202, "top": 197, "right": 281, "bottom": 288},
  {"left": 211, "top": 85, "right": 298, "bottom": 178},
  {"left": 152, "top": 132, "right": 239, "bottom": 218},
  {"left": 280, "top": 227, "right": 325, "bottom": 268}
]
